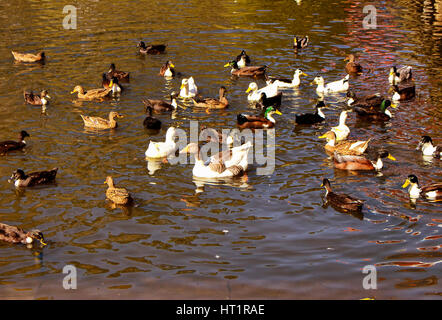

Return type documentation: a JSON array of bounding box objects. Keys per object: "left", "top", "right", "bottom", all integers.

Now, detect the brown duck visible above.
[
  {"left": 9, "top": 168, "right": 58, "bottom": 187},
  {"left": 344, "top": 54, "right": 363, "bottom": 74},
  {"left": 0, "top": 223, "right": 46, "bottom": 246},
  {"left": 192, "top": 86, "right": 229, "bottom": 109},
  {"left": 142, "top": 93, "right": 178, "bottom": 113},
  {"left": 11, "top": 50, "right": 45, "bottom": 63},
  {"left": 224, "top": 60, "right": 266, "bottom": 77},
  {"left": 107, "top": 63, "right": 129, "bottom": 82},
  {"left": 138, "top": 41, "right": 166, "bottom": 54},
  {"left": 0, "top": 131, "right": 30, "bottom": 155},
  {"left": 80, "top": 111, "right": 123, "bottom": 129},
  {"left": 321, "top": 178, "right": 364, "bottom": 213},
  {"left": 24, "top": 90, "right": 51, "bottom": 106},
  {"left": 104, "top": 176, "right": 132, "bottom": 205}
]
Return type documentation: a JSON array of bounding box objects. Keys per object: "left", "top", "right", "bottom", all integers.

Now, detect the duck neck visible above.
[
  {"left": 422, "top": 142, "right": 436, "bottom": 155},
  {"left": 409, "top": 183, "right": 421, "bottom": 198},
  {"left": 107, "top": 179, "right": 115, "bottom": 189},
  {"left": 266, "top": 112, "right": 276, "bottom": 123},
  {"left": 373, "top": 157, "right": 384, "bottom": 170}
]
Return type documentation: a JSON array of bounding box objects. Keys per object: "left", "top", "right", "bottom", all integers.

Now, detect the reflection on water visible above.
[{"left": 0, "top": 0, "right": 440, "bottom": 299}]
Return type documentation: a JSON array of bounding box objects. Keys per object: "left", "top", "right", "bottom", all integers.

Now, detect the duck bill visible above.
[
  {"left": 390, "top": 103, "right": 397, "bottom": 108},
  {"left": 223, "top": 63, "right": 231, "bottom": 68},
  {"left": 180, "top": 84, "right": 185, "bottom": 90},
  {"left": 179, "top": 146, "right": 189, "bottom": 154},
  {"left": 301, "top": 72, "right": 308, "bottom": 77},
  {"left": 318, "top": 134, "right": 327, "bottom": 139},
  {"left": 275, "top": 110, "right": 282, "bottom": 115},
  {"left": 169, "top": 63, "right": 175, "bottom": 68},
  {"left": 46, "top": 95, "right": 51, "bottom": 99},
  {"left": 387, "top": 154, "right": 396, "bottom": 161},
  {"left": 402, "top": 179, "right": 410, "bottom": 188},
  {"left": 40, "top": 240, "right": 47, "bottom": 246},
  {"left": 70, "top": 91, "right": 76, "bottom": 94},
  {"left": 245, "top": 87, "right": 252, "bottom": 93}
]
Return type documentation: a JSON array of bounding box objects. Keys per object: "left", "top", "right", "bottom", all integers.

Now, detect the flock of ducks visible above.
[{"left": 1, "top": 35, "right": 441, "bottom": 246}]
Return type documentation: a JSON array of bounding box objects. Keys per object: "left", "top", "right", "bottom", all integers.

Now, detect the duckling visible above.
[
  {"left": 23, "top": 90, "right": 51, "bottom": 106},
  {"left": 402, "top": 175, "right": 442, "bottom": 200},
  {"left": 142, "top": 93, "right": 178, "bottom": 113},
  {"left": 344, "top": 54, "right": 363, "bottom": 74},
  {"left": 143, "top": 106, "right": 162, "bottom": 130},
  {"left": 11, "top": 50, "right": 45, "bottom": 63},
  {"left": 346, "top": 91, "right": 385, "bottom": 108},
  {"left": 354, "top": 100, "right": 396, "bottom": 121},
  {"left": 311, "top": 75, "right": 349, "bottom": 94},
  {"left": 416, "top": 136, "right": 441, "bottom": 159},
  {"left": 235, "top": 50, "right": 251, "bottom": 68},
  {"left": 192, "top": 86, "right": 229, "bottom": 109},
  {"left": 71, "top": 85, "right": 113, "bottom": 101},
  {"left": 321, "top": 178, "right": 364, "bottom": 212},
  {"left": 179, "top": 77, "right": 198, "bottom": 98},
  {"left": 389, "top": 66, "right": 412, "bottom": 84},
  {"left": 391, "top": 84, "right": 415, "bottom": 101},
  {"left": 104, "top": 176, "right": 133, "bottom": 205},
  {"left": 293, "top": 36, "right": 309, "bottom": 52},
  {"left": 295, "top": 101, "right": 326, "bottom": 125},
  {"left": 318, "top": 131, "right": 370, "bottom": 155},
  {"left": 224, "top": 60, "right": 267, "bottom": 77},
  {"left": 159, "top": 60, "right": 175, "bottom": 77},
  {"left": 266, "top": 69, "right": 308, "bottom": 88},
  {"left": 137, "top": 41, "right": 166, "bottom": 54},
  {"left": 246, "top": 82, "right": 279, "bottom": 102},
  {"left": 331, "top": 110, "right": 351, "bottom": 141},
  {"left": 333, "top": 150, "right": 396, "bottom": 171},
  {"left": 80, "top": 111, "right": 123, "bottom": 130},
  {"left": 0, "top": 131, "right": 30, "bottom": 155},
  {"left": 107, "top": 63, "right": 129, "bottom": 82},
  {"left": 9, "top": 168, "right": 58, "bottom": 187},
  {"left": 0, "top": 223, "right": 46, "bottom": 246},
  {"left": 237, "top": 106, "right": 282, "bottom": 130},
  {"left": 145, "top": 127, "right": 177, "bottom": 158}
]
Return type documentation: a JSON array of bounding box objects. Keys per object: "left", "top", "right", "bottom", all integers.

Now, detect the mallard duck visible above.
[
  {"left": 416, "top": 136, "right": 441, "bottom": 159},
  {"left": 104, "top": 176, "right": 132, "bottom": 205},
  {"left": 389, "top": 66, "right": 412, "bottom": 84},
  {"left": 80, "top": 111, "right": 123, "bottom": 129},
  {"left": 319, "top": 131, "right": 370, "bottom": 155},
  {"left": 137, "top": 41, "right": 166, "bottom": 54},
  {"left": 145, "top": 127, "right": 177, "bottom": 158},
  {"left": 321, "top": 178, "right": 364, "bottom": 212},
  {"left": 333, "top": 150, "right": 396, "bottom": 171},
  {"left": 224, "top": 60, "right": 267, "bottom": 77},
  {"left": 142, "top": 93, "right": 178, "bottom": 113},
  {"left": 179, "top": 141, "right": 252, "bottom": 178},
  {"left": 344, "top": 54, "right": 363, "bottom": 74},
  {"left": 311, "top": 75, "right": 349, "bottom": 94},
  {"left": 143, "top": 106, "right": 162, "bottom": 130},
  {"left": 347, "top": 91, "right": 385, "bottom": 108},
  {"left": 237, "top": 106, "right": 282, "bottom": 130},
  {"left": 0, "top": 131, "right": 30, "bottom": 155},
  {"left": 295, "top": 101, "right": 326, "bottom": 125},
  {"left": 293, "top": 36, "right": 309, "bottom": 52},
  {"left": 9, "top": 168, "right": 58, "bottom": 187},
  {"left": 159, "top": 60, "right": 175, "bottom": 77},
  {"left": 107, "top": 63, "right": 129, "bottom": 82},
  {"left": 192, "top": 86, "right": 229, "bottom": 109},
  {"left": 254, "top": 92, "right": 283, "bottom": 109},
  {"left": 266, "top": 69, "right": 308, "bottom": 88},
  {"left": 235, "top": 50, "right": 251, "bottom": 68},
  {"left": 24, "top": 90, "right": 51, "bottom": 106},
  {"left": 246, "top": 82, "right": 279, "bottom": 102},
  {"left": 402, "top": 175, "right": 442, "bottom": 200},
  {"left": 179, "top": 77, "right": 198, "bottom": 98},
  {"left": 354, "top": 100, "right": 396, "bottom": 121},
  {"left": 71, "top": 85, "right": 113, "bottom": 101},
  {"left": 11, "top": 50, "right": 45, "bottom": 63},
  {"left": 391, "top": 84, "right": 415, "bottom": 101},
  {"left": 0, "top": 223, "right": 46, "bottom": 246},
  {"left": 330, "top": 110, "right": 351, "bottom": 141}
]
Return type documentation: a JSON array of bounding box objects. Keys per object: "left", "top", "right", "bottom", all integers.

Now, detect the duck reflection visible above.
[{"left": 192, "top": 174, "right": 250, "bottom": 194}]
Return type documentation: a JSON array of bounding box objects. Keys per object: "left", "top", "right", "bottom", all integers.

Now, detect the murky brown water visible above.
[{"left": 0, "top": 0, "right": 441, "bottom": 299}]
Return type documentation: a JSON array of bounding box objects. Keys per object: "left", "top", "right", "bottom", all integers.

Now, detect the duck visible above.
[
  {"left": 295, "top": 101, "right": 326, "bottom": 125},
  {"left": 235, "top": 50, "right": 251, "bottom": 68},
  {"left": 106, "top": 63, "right": 129, "bottom": 82},
  {"left": 237, "top": 106, "right": 282, "bottom": 130},
  {"left": 333, "top": 150, "right": 396, "bottom": 171},
  {"left": 142, "top": 93, "right": 178, "bottom": 113},
  {"left": 318, "top": 131, "right": 370, "bottom": 155},
  {"left": 266, "top": 69, "right": 308, "bottom": 88},
  {"left": 11, "top": 50, "right": 45, "bottom": 63},
  {"left": 344, "top": 54, "right": 363, "bottom": 74},
  {"left": 311, "top": 75, "right": 349, "bottom": 94},
  {"left": 71, "top": 84, "right": 113, "bottom": 101},
  {"left": 354, "top": 100, "right": 396, "bottom": 121},
  {"left": 416, "top": 136, "right": 441, "bottom": 159},
  {"left": 143, "top": 106, "right": 162, "bottom": 130},
  {"left": 179, "top": 141, "right": 252, "bottom": 178},
  {"left": 199, "top": 126, "right": 235, "bottom": 146},
  {"left": 246, "top": 82, "right": 279, "bottom": 102},
  {"left": 321, "top": 178, "right": 364, "bottom": 212},
  {"left": 23, "top": 90, "right": 51, "bottom": 106},
  {"left": 402, "top": 175, "right": 442, "bottom": 200},
  {"left": 80, "top": 111, "right": 123, "bottom": 129},
  {"left": 179, "top": 77, "right": 198, "bottom": 98},
  {"left": 293, "top": 36, "right": 309, "bottom": 52},
  {"left": 104, "top": 176, "right": 133, "bottom": 205},
  {"left": 224, "top": 60, "right": 267, "bottom": 77},
  {"left": 389, "top": 66, "right": 412, "bottom": 84},
  {"left": 254, "top": 92, "right": 283, "bottom": 109},
  {"left": 330, "top": 110, "right": 351, "bottom": 141},
  {"left": 391, "top": 84, "right": 415, "bottom": 101},
  {"left": 346, "top": 91, "right": 385, "bottom": 108},
  {"left": 192, "top": 86, "right": 229, "bottom": 109},
  {"left": 0, "top": 131, "right": 30, "bottom": 155},
  {"left": 145, "top": 127, "right": 177, "bottom": 159},
  {"left": 0, "top": 223, "right": 46, "bottom": 246},
  {"left": 137, "top": 41, "right": 166, "bottom": 54},
  {"left": 159, "top": 60, "right": 175, "bottom": 77},
  {"left": 9, "top": 168, "right": 58, "bottom": 187},
  {"left": 102, "top": 75, "right": 123, "bottom": 94}
]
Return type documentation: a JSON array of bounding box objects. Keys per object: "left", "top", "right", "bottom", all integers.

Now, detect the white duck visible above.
[
  {"left": 311, "top": 75, "right": 349, "bottom": 94},
  {"left": 145, "top": 127, "right": 177, "bottom": 158},
  {"left": 246, "top": 82, "right": 279, "bottom": 102},
  {"left": 266, "top": 69, "right": 308, "bottom": 88},
  {"left": 331, "top": 110, "right": 351, "bottom": 141},
  {"left": 179, "top": 77, "right": 198, "bottom": 98}
]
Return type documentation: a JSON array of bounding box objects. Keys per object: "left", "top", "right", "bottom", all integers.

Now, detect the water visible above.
[{"left": 0, "top": 0, "right": 440, "bottom": 299}]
